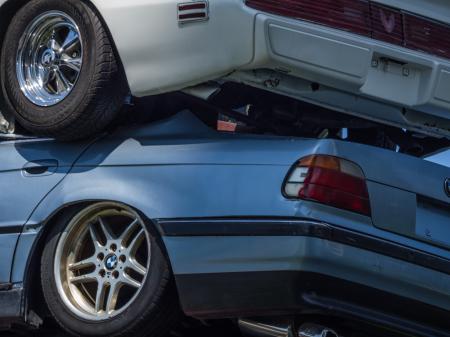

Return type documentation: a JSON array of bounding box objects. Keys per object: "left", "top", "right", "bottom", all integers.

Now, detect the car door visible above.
[{"left": 0, "top": 136, "right": 91, "bottom": 284}]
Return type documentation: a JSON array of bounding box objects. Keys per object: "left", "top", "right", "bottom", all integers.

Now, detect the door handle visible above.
[{"left": 22, "top": 160, "right": 59, "bottom": 177}]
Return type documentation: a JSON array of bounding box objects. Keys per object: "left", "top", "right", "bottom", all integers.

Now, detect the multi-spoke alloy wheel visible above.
[
  {"left": 16, "top": 11, "right": 83, "bottom": 106},
  {"left": 54, "top": 203, "right": 150, "bottom": 320},
  {"left": 41, "top": 202, "right": 179, "bottom": 336}
]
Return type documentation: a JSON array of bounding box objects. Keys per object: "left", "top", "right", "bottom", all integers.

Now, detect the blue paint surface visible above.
[{"left": 0, "top": 111, "right": 448, "bottom": 312}]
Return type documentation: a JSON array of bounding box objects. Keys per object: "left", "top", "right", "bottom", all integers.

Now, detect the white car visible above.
[{"left": 0, "top": 0, "right": 450, "bottom": 140}]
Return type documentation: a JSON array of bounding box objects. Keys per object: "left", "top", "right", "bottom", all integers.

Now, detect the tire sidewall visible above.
[{"left": 41, "top": 206, "right": 171, "bottom": 337}]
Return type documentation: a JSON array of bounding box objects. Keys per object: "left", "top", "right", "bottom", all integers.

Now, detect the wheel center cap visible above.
[
  {"left": 105, "top": 254, "right": 118, "bottom": 270},
  {"left": 42, "top": 49, "right": 57, "bottom": 66}
]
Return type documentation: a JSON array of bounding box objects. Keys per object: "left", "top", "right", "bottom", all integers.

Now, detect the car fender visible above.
[{"left": 89, "top": 0, "right": 256, "bottom": 96}]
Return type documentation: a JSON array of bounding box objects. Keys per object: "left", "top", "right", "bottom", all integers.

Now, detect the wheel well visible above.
[{"left": 23, "top": 201, "right": 91, "bottom": 321}]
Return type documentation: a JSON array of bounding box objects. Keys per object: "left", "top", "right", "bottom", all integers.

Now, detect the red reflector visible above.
[
  {"left": 300, "top": 183, "right": 371, "bottom": 216},
  {"left": 217, "top": 120, "right": 237, "bottom": 132},
  {"left": 404, "top": 14, "right": 450, "bottom": 60},
  {"left": 179, "top": 12, "right": 207, "bottom": 20},
  {"left": 178, "top": 3, "right": 206, "bottom": 11},
  {"left": 178, "top": 1, "right": 209, "bottom": 23},
  {"left": 245, "top": 0, "right": 450, "bottom": 61}
]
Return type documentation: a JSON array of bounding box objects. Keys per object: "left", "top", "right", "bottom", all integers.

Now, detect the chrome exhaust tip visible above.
[
  {"left": 298, "top": 323, "right": 339, "bottom": 337},
  {"left": 238, "top": 319, "right": 293, "bottom": 337}
]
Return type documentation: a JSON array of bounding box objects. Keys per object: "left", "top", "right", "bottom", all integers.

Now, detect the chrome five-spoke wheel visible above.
[
  {"left": 16, "top": 11, "right": 83, "bottom": 106},
  {"left": 3, "top": 0, "right": 126, "bottom": 140},
  {"left": 54, "top": 203, "right": 150, "bottom": 320}
]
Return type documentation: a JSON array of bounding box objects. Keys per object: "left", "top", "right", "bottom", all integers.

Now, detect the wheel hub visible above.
[
  {"left": 104, "top": 254, "right": 118, "bottom": 271},
  {"left": 41, "top": 49, "right": 58, "bottom": 67}
]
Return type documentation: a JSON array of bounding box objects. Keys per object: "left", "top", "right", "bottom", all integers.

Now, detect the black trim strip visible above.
[
  {"left": 157, "top": 217, "right": 450, "bottom": 276},
  {"left": 0, "top": 226, "right": 22, "bottom": 235}
]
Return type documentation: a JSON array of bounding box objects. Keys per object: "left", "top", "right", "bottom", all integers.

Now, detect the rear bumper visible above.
[
  {"left": 159, "top": 218, "right": 450, "bottom": 336},
  {"left": 250, "top": 10, "right": 450, "bottom": 107},
  {"left": 177, "top": 272, "right": 449, "bottom": 337},
  {"left": 236, "top": 9, "right": 450, "bottom": 138}
]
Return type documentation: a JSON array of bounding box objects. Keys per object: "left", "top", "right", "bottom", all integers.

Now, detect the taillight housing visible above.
[
  {"left": 245, "top": 0, "right": 450, "bottom": 62},
  {"left": 283, "top": 155, "right": 371, "bottom": 216},
  {"left": 245, "top": 0, "right": 371, "bottom": 36}
]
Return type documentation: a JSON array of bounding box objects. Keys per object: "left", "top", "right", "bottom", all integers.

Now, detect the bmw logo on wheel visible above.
[{"left": 105, "top": 254, "right": 118, "bottom": 270}]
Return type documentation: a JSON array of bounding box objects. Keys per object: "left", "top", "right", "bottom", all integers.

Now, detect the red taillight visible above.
[
  {"left": 284, "top": 155, "right": 371, "bottom": 216},
  {"left": 246, "top": 0, "right": 371, "bottom": 36},
  {"left": 245, "top": 0, "right": 450, "bottom": 61},
  {"left": 404, "top": 14, "right": 450, "bottom": 60}
]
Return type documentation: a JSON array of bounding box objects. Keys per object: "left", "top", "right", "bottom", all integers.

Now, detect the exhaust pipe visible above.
[
  {"left": 238, "top": 319, "right": 294, "bottom": 337},
  {"left": 298, "top": 323, "right": 339, "bottom": 337},
  {"left": 239, "top": 320, "right": 339, "bottom": 337}
]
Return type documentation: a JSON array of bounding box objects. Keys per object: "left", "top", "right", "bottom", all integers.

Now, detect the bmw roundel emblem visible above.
[
  {"left": 105, "top": 254, "right": 118, "bottom": 270},
  {"left": 445, "top": 178, "right": 450, "bottom": 197}
]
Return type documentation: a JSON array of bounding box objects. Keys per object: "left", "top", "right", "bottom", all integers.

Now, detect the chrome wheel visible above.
[
  {"left": 54, "top": 203, "right": 150, "bottom": 320},
  {"left": 16, "top": 11, "right": 83, "bottom": 106}
]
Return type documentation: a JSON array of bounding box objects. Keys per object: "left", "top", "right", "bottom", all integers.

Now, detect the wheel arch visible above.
[{"left": 22, "top": 201, "right": 91, "bottom": 321}]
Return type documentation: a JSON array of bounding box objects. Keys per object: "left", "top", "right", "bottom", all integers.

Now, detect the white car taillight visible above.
[{"left": 284, "top": 155, "right": 371, "bottom": 216}]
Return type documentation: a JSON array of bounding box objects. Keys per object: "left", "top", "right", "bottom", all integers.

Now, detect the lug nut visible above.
[
  {"left": 110, "top": 244, "right": 117, "bottom": 252},
  {"left": 98, "top": 253, "right": 105, "bottom": 261}
]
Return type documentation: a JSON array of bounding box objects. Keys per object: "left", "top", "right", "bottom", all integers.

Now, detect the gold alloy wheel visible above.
[{"left": 54, "top": 203, "right": 151, "bottom": 320}]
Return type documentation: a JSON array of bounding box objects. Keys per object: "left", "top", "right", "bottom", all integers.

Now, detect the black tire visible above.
[
  {"left": 1, "top": 0, "right": 127, "bottom": 140},
  {"left": 40, "top": 204, "right": 180, "bottom": 337}
]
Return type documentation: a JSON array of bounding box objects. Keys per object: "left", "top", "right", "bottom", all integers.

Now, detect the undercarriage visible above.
[{"left": 176, "top": 82, "right": 450, "bottom": 158}]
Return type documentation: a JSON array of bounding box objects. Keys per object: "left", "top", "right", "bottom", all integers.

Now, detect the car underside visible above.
[
  {"left": 182, "top": 82, "right": 450, "bottom": 157},
  {"left": 3, "top": 80, "right": 449, "bottom": 158}
]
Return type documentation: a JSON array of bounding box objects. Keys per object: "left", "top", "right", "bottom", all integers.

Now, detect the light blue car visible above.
[{"left": 0, "top": 111, "right": 449, "bottom": 337}]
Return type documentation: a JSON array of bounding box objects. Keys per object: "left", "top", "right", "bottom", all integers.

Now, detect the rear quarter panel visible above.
[
  {"left": 15, "top": 129, "right": 450, "bottom": 315},
  {"left": 13, "top": 114, "right": 450, "bottom": 286},
  {"left": 90, "top": 0, "right": 255, "bottom": 96}
]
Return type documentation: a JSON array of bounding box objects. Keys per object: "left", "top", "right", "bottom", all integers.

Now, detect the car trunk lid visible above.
[{"left": 333, "top": 141, "right": 450, "bottom": 250}]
